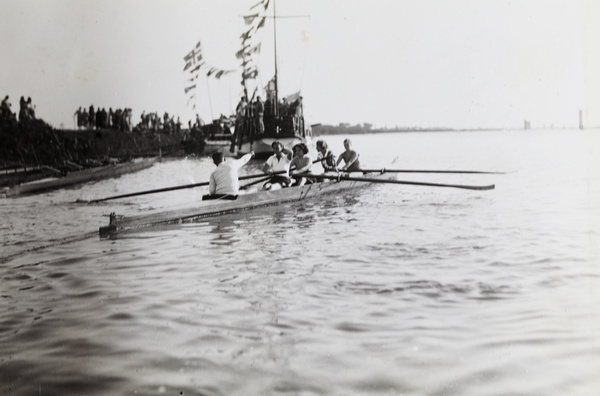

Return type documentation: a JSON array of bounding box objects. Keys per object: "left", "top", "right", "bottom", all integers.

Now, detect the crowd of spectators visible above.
[
  {"left": 73, "top": 106, "right": 208, "bottom": 137},
  {"left": 74, "top": 105, "right": 133, "bottom": 132},
  {"left": 138, "top": 111, "right": 184, "bottom": 135},
  {"left": 1, "top": 95, "right": 37, "bottom": 124}
]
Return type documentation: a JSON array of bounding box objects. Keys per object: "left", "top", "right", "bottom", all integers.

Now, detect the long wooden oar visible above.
[
  {"left": 307, "top": 174, "right": 495, "bottom": 191},
  {"left": 346, "top": 168, "right": 504, "bottom": 175},
  {"left": 239, "top": 158, "right": 320, "bottom": 191},
  {"left": 240, "top": 175, "right": 272, "bottom": 190},
  {"left": 79, "top": 171, "right": 288, "bottom": 203}
]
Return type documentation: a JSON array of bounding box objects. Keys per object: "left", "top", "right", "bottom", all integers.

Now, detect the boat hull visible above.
[
  {"left": 1, "top": 158, "right": 157, "bottom": 198},
  {"left": 99, "top": 171, "right": 394, "bottom": 237}
]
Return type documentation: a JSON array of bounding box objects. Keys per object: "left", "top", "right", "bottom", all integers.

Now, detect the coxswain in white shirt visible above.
[{"left": 203, "top": 151, "right": 255, "bottom": 200}]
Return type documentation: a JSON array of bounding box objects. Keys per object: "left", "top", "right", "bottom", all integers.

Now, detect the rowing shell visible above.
[{"left": 99, "top": 170, "right": 395, "bottom": 237}]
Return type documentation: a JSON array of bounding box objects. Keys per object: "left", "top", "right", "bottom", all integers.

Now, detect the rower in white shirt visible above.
[{"left": 261, "top": 141, "right": 293, "bottom": 190}]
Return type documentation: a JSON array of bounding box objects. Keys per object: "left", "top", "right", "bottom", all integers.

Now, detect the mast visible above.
[{"left": 273, "top": 0, "right": 279, "bottom": 117}]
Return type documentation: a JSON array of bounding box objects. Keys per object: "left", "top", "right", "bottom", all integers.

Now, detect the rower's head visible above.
[
  {"left": 316, "top": 140, "right": 328, "bottom": 153},
  {"left": 343, "top": 139, "right": 352, "bottom": 150},
  {"left": 292, "top": 143, "right": 308, "bottom": 157},
  {"left": 212, "top": 152, "right": 224, "bottom": 165},
  {"left": 271, "top": 141, "right": 283, "bottom": 154}
]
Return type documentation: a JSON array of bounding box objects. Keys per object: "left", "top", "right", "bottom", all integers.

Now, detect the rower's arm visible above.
[
  {"left": 282, "top": 147, "right": 293, "bottom": 160},
  {"left": 340, "top": 151, "right": 359, "bottom": 170},
  {"left": 234, "top": 151, "right": 255, "bottom": 169},
  {"left": 262, "top": 162, "right": 272, "bottom": 174},
  {"left": 208, "top": 172, "right": 216, "bottom": 195}
]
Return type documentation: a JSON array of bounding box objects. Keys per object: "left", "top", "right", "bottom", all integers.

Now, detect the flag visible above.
[
  {"left": 236, "top": 44, "right": 250, "bottom": 59},
  {"left": 184, "top": 85, "right": 196, "bottom": 94},
  {"left": 248, "top": 42, "right": 261, "bottom": 55},
  {"left": 250, "top": 0, "right": 266, "bottom": 10},
  {"left": 256, "top": 16, "right": 266, "bottom": 30},
  {"left": 188, "top": 62, "right": 204, "bottom": 74},
  {"left": 243, "top": 69, "right": 258, "bottom": 79},
  {"left": 240, "top": 28, "right": 252, "bottom": 42},
  {"left": 284, "top": 91, "right": 301, "bottom": 104},
  {"left": 183, "top": 41, "right": 203, "bottom": 71},
  {"left": 244, "top": 13, "right": 259, "bottom": 25},
  {"left": 264, "top": 76, "right": 276, "bottom": 92}
]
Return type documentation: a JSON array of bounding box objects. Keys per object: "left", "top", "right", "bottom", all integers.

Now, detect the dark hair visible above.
[
  {"left": 292, "top": 143, "right": 309, "bottom": 155},
  {"left": 212, "top": 152, "right": 224, "bottom": 163},
  {"left": 271, "top": 141, "right": 283, "bottom": 149}
]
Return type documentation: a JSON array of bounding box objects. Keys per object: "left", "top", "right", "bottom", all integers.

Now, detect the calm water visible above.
[{"left": 1, "top": 130, "right": 599, "bottom": 396}]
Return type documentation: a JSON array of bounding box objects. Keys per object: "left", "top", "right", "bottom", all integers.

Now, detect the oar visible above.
[
  {"left": 240, "top": 159, "right": 320, "bottom": 191},
  {"left": 307, "top": 173, "right": 495, "bottom": 191},
  {"left": 240, "top": 175, "right": 272, "bottom": 190},
  {"left": 346, "top": 168, "right": 505, "bottom": 175},
  {"left": 79, "top": 171, "right": 288, "bottom": 203}
]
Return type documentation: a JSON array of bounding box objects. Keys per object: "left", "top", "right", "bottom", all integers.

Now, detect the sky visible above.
[{"left": 1, "top": 0, "right": 599, "bottom": 130}]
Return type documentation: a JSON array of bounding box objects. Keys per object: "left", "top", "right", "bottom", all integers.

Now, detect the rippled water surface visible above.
[{"left": 2, "top": 130, "right": 600, "bottom": 395}]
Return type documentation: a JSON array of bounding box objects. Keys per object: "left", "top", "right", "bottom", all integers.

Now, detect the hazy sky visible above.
[{"left": 1, "top": 0, "right": 599, "bottom": 129}]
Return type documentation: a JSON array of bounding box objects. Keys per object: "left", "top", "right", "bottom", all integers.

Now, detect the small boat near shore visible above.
[
  {"left": 0, "top": 165, "right": 62, "bottom": 187},
  {"left": 99, "top": 170, "right": 396, "bottom": 237},
  {"left": 1, "top": 157, "right": 157, "bottom": 198}
]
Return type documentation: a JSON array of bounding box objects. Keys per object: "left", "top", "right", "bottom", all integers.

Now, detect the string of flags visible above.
[
  {"left": 183, "top": 0, "right": 271, "bottom": 108},
  {"left": 182, "top": 40, "right": 237, "bottom": 109}
]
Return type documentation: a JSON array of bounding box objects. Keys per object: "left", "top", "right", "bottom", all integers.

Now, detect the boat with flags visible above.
[{"left": 182, "top": 0, "right": 312, "bottom": 158}]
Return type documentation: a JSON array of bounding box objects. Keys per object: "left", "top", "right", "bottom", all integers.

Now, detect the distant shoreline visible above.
[{"left": 312, "top": 125, "right": 596, "bottom": 135}]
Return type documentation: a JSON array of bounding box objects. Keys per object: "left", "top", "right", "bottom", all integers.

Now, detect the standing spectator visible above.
[
  {"left": 255, "top": 96, "right": 264, "bottom": 134},
  {"left": 88, "top": 105, "right": 95, "bottom": 129},
  {"left": 18, "top": 96, "right": 27, "bottom": 122},
  {"left": 81, "top": 108, "right": 89, "bottom": 128},
  {"left": 1, "top": 95, "right": 13, "bottom": 118},
  {"left": 74, "top": 107, "right": 83, "bottom": 129}
]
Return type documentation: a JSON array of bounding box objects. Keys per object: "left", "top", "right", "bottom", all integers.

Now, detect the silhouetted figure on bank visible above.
[
  {"left": 88, "top": 105, "right": 95, "bottom": 129},
  {"left": 1, "top": 95, "right": 14, "bottom": 119},
  {"left": 74, "top": 107, "right": 83, "bottom": 129},
  {"left": 26, "top": 97, "right": 35, "bottom": 119},
  {"left": 18, "top": 96, "right": 27, "bottom": 122}
]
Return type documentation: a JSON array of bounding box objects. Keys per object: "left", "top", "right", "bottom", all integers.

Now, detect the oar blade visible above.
[
  {"left": 350, "top": 169, "right": 505, "bottom": 175},
  {"left": 307, "top": 173, "right": 495, "bottom": 191}
]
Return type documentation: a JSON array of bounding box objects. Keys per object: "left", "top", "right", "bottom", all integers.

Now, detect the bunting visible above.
[
  {"left": 183, "top": 0, "right": 272, "bottom": 108},
  {"left": 238, "top": 0, "right": 271, "bottom": 91},
  {"left": 182, "top": 39, "right": 237, "bottom": 109}
]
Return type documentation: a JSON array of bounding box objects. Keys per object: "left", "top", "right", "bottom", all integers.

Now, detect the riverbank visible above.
[{"left": 1, "top": 118, "right": 202, "bottom": 172}]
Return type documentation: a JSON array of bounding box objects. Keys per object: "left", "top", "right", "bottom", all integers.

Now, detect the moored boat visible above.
[
  {"left": 182, "top": 0, "right": 312, "bottom": 158},
  {"left": 1, "top": 157, "right": 157, "bottom": 198},
  {"left": 99, "top": 170, "right": 395, "bottom": 237}
]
